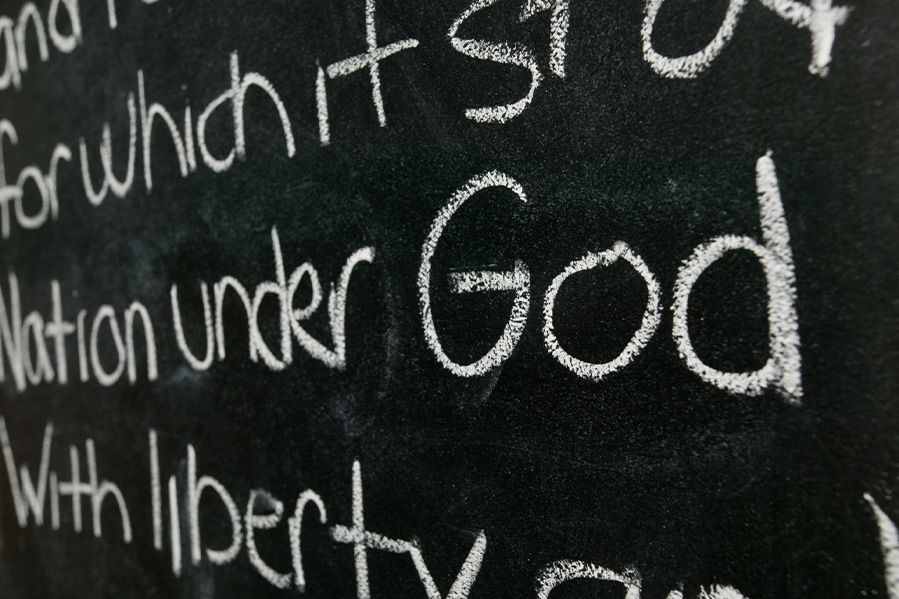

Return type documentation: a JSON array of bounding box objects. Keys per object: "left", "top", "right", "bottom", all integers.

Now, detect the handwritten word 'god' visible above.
[{"left": 419, "top": 152, "right": 802, "bottom": 403}]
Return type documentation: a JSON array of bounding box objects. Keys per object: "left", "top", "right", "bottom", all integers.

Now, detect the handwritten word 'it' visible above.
[{"left": 419, "top": 152, "right": 802, "bottom": 403}]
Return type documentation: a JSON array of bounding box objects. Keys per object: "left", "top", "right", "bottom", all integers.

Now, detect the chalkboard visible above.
[{"left": 0, "top": 0, "right": 897, "bottom": 597}]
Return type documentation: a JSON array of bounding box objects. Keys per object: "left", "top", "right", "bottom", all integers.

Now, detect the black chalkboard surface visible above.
[{"left": 0, "top": 0, "right": 897, "bottom": 597}]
